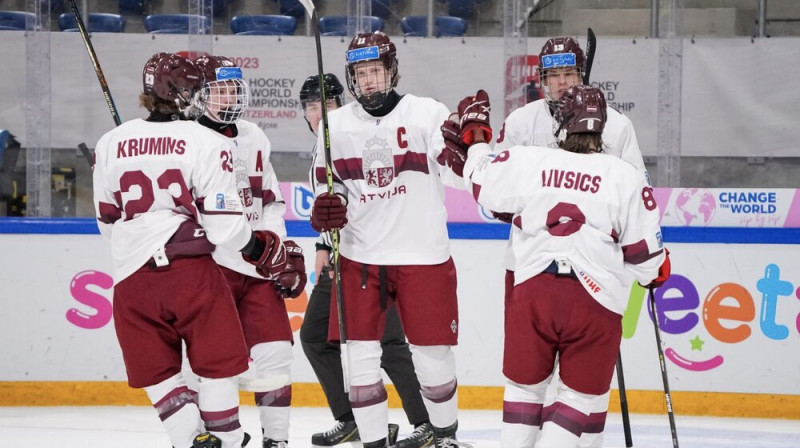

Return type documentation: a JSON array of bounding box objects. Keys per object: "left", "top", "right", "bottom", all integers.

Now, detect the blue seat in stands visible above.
[
  {"left": 319, "top": 15, "right": 384, "bottom": 36},
  {"left": 401, "top": 15, "right": 467, "bottom": 37},
  {"left": 58, "top": 13, "right": 125, "bottom": 32},
  {"left": 230, "top": 15, "right": 297, "bottom": 35},
  {"left": 119, "top": 0, "right": 147, "bottom": 15},
  {"left": 0, "top": 11, "right": 37, "bottom": 30},
  {"left": 447, "top": 0, "right": 475, "bottom": 18},
  {"left": 144, "top": 14, "right": 210, "bottom": 34}
]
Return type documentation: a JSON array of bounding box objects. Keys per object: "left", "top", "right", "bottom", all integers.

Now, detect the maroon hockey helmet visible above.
[
  {"left": 194, "top": 55, "right": 249, "bottom": 124},
  {"left": 345, "top": 31, "right": 399, "bottom": 110},
  {"left": 149, "top": 54, "right": 207, "bottom": 120},
  {"left": 538, "top": 37, "right": 585, "bottom": 103},
  {"left": 554, "top": 85, "right": 607, "bottom": 135},
  {"left": 194, "top": 55, "right": 236, "bottom": 82},
  {"left": 142, "top": 52, "right": 171, "bottom": 94}
]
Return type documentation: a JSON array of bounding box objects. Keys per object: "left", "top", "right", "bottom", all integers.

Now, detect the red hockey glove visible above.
[
  {"left": 491, "top": 211, "right": 514, "bottom": 223},
  {"left": 643, "top": 248, "right": 671, "bottom": 288},
  {"left": 457, "top": 89, "right": 493, "bottom": 145},
  {"left": 436, "top": 118, "right": 468, "bottom": 177},
  {"left": 241, "top": 230, "right": 287, "bottom": 278},
  {"left": 310, "top": 193, "right": 348, "bottom": 232},
  {"left": 275, "top": 240, "right": 307, "bottom": 299}
]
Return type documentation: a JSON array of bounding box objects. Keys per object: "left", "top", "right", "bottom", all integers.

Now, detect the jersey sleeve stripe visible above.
[{"left": 622, "top": 240, "right": 663, "bottom": 264}]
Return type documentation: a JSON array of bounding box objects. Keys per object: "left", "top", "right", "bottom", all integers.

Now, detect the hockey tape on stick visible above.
[{"left": 296, "top": 0, "right": 316, "bottom": 18}]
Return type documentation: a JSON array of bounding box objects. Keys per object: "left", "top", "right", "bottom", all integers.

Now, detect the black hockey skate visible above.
[
  {"left": 396, "top": 422, "right": 434, "bottom": 448},
  {"left": 358, "top": 424, "right": 400, "bottom": 447},
  {"left": 388, "top": 423, "right": 399, "bottom": 446},
  {"left": 263, "top": 439, "right": 287, "bottom": 448},
  {"left": 432, "top": 422, "right": 473, "bottom": 448},
  {"left": 190, "top": 431, "right": 250, "bottom": 448},
  {"left": 192, "top": 432, "right": 222, "bottom": 448},
  {"left": 311, "top": 420, "right": 359, "bottom": 446}
]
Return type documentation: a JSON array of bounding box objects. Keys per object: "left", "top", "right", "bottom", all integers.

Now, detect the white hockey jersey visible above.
[
  {"left": 463, "top": 142, "right": 664, "bottom": 315},
  {"left": 494, "top": 98, "right": 648, "bottom": 270},
  {"left": 494, "top": 99, "right": 646, "bottom": 172},
  {"left": 313, "top": 94, "right": 461, "bottom": 265},
  {"left": 211, "top": 120, "right": 287, "bottom": 278},
  {"left": 93, "top": 118, "right": 253, "bottom": 283}
]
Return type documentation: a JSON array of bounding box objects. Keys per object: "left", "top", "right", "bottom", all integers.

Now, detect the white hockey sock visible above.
[
  {"left": 578, "top": 390, "right": 610, "bottom": 448},
  {"left": 410, "top": 345, "right": 458, "bottom": 429},
  {"left": 145, "top": 373, "right": 204, "bottom": 448},
  {"left": 197, "top": 376, "right": 245, "bottom": 448},
  {"left": 348, "top": 340, "right": 388, "bottom": 444},
  {"left": 500, "top": 379, "right": 549, "bottom": 448},
  {"left": 537, "top": 385, "right": 594, "bottom": 448},
  {"left": 250, "top": 341, "right": 292, "bottom": 441}
]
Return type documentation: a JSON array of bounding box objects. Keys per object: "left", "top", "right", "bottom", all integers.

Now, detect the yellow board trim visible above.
[{"left": 1, "top": 382, "right": 798, "bottom": 419}]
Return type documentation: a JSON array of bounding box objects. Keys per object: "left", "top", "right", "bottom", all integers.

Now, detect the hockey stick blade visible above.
[
  {"left": 296, "top": 0, "right": 316, "bottom": 18},
  {"left": 583, "top": 27, "right": 596, "bottom": 85},
  {"left": 77, "top": 143, "right": 94, "bottom": 167}
]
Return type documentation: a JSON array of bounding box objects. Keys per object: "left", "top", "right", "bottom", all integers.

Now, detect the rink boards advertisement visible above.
[
  {"left": 1, "top": 188, "right": 799, "bottom": 417},
  {"left": 1, "top": 34, "right": 799, "bottom": 157}
]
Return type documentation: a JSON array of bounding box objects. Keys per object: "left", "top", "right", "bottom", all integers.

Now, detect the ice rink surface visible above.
[{"left": 1, "top": 406, "right": 798, "bottom": 447}]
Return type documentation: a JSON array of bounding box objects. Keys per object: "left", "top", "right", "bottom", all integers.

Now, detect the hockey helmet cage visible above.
[
  {"left": 345, "top": 31, "right": 398, "bottom": 110},
  {"left": 538, "top": 37, "right": 585, "bottom": 103},
  {"left": 194, "top": 55, "right": 249, "bottom": 124}
]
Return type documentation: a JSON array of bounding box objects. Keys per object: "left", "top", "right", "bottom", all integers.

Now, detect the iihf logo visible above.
[{"left": 362, "top": 136, "right": 394, "bottom": 188}]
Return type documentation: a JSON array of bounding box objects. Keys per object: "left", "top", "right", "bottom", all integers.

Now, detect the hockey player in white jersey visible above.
[
  {"left": 309, "top": 31, "right": 466, "bottom": 448},
  {"left": 194, "top": 55, "right": 306, "bottom": 448},
  {"left": 449, "top": 86, "right": 670, "bottom": 448},
  {"left": 487, "top": 36, "right": 648, "bottom": 448},
  {"left": 93, "top": 53, "right": 290, "bottom": 448},
  {"left": 298, "top": 73, "right": 433, "bottom": 448}
]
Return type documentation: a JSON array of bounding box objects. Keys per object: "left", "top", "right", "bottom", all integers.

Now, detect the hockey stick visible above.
[
  {"left": 68, "top": 0, "right": 122, "bottom": 167},
  {"left": 296, "top": 0, "right": 350, "bottom": 394},
  {"left": 650, "top": 286, "right": 680, "bottom": 448},
  {"left": 68, "top": 0, "right": 121, "bottom": 126},
  {"left": 583, "top": 28, "right": 596, "bottom": 85},
  {"left": 615, "top": 354, "right": 634, "bottom": 447}
]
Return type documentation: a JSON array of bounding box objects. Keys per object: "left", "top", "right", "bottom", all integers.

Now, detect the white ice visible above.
[{"left": 1, "top": 406, "right": 798, "bottom": 447}]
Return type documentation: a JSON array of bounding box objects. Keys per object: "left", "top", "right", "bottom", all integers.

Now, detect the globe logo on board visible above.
[{"left": 675, "top": 188, "right": 716, "bottom": 226}]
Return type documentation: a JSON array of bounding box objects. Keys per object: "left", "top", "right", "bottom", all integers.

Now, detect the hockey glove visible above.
[
  {"left": 275, "top": 240, "right": 307, "bottom": 299},
  {"left": 241, "top": 230, "right": 288, "bottom": 278},
  {"left": 642, "top": 248, "right": 671, "bottom": 288},
  {"left": 310, "top": 193, "right": 348, "bottom": 232},
  {"left": 457, "top": 89, "right": 493, "bottom": 146},
  {"left": 436, "top": 118, "right": 468, "bottom": 177}
]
